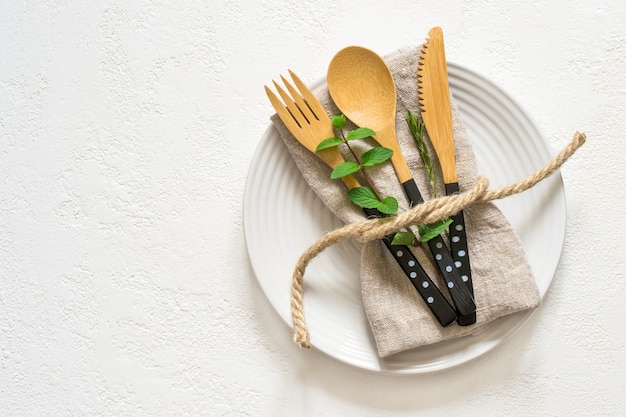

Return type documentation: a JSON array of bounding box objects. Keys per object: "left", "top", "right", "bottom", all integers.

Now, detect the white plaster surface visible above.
[{"left": 1, "top": 1, "right": 625, "bottom": 416}]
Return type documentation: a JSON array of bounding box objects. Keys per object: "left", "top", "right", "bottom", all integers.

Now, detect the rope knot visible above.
[{"left": 354, "top": 176, "right": 490, "bottom": 243}]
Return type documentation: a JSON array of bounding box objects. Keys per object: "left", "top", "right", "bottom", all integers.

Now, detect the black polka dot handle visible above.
[
  {"left": 383, "top": 237, "right": 457, "bottom": 327},
  {"left": 363, "top": 208, "right": 457, "bottom": 327},
  {"left": 445, "top": 182, "right": 476, "bottom": 326},
  {"left": 402, "top": 180, "right": 476, "bottom": 320},
  {"left": 426, "top": 235, "right": 475, "bottom": 317}
]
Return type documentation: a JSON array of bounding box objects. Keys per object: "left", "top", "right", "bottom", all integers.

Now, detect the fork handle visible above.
[
  {"left": 401, "top": 180, "right": 476, "bottom": 318},
  {"left": 445, "top": 182, "right": 476, "bottom": 325},
  {"left": 363, "top": 208, "right": 456, "bottom": 327}
]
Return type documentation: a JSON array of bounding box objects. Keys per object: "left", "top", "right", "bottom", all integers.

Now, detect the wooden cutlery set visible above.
[{"left": 265, "top": 27, "right": 477, "bottom": 327}]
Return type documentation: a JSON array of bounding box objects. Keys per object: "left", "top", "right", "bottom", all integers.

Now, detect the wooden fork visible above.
[
  {"left": 265, "top": 71, "right": 359, "bottom": 190},
  {"left": 265, "top": 70, "right": 457, "bottom": 327}
]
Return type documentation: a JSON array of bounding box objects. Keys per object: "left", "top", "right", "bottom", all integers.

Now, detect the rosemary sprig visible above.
[
  {"left": 396, "top": 109, "right": 451, "bottom": 244},
  {"left": 406, "top": 109, "right": 438, "bottom": 197}
]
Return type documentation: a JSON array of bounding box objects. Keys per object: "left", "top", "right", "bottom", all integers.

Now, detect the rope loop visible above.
[{"left": 291, "top": 132, "right": 586, "bottom": 349}]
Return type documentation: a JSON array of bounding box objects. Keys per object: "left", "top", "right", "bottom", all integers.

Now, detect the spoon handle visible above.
[
  {"left": 401, "top": 179, "right": 476, "bottom": 319},
  {"left": 363, "top": 208, "right": 457, "bottom": 327},
  {"left": 444, "top": 182, "right": 476, "bottom": 325}
]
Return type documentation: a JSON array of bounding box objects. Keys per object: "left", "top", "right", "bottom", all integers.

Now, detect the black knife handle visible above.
[
  {"left": 426, "top": 236, "right": 475, "bottom": 317},
  {"left": 402, "top": 180, "right": 476, "bottom": 318},
  {"left": 445, "top": 182, "right": 476, "bottom": 326},
  {"left": 363, "top": 207, "right": 457, "bottom": 327}
]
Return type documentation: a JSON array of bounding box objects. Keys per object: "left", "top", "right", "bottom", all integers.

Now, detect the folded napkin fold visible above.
[{"left": 271, "top": 45, "right": 540, "bottom": 358}]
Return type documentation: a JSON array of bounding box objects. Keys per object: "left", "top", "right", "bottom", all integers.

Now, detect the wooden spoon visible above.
[
  {"left": 327, "top": 46, "right": 412, "bottom": 185},
  {"left": 327, "top": 46, "right": 476, "bottom": 319}
]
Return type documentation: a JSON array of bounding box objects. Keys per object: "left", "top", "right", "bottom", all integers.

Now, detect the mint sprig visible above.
[{"left": 316, "top": 114, "right": 398, "bottom": 214}]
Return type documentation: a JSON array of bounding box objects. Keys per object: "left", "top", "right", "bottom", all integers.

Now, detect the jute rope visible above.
[{"left": 291, "top": 132, "right": 586, "bottom": 348}]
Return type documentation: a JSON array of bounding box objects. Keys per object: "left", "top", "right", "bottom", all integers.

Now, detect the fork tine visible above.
[
  {"left": 266, "top": 73, "right": 362, "bottom": 190},
  {"left": 288, "top": 70, "right": 328, "bottom": 120},
  {"left": 272, "top": 80, "right": 309, "bottom": 129},
  {"left": 281, "top": 75, "right": 317, "bottom": 123},
  {"left": 264, "top": 85, "right": 302, "bottom": 137}
]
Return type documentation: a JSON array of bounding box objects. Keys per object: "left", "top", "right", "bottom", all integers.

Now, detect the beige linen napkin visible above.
[{"left": 271, "top": 45, "right": 540, "bottom": 358}]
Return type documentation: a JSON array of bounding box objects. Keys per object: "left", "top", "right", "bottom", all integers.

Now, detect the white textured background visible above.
[{"left": 1, "top": 1, "right": 625, "bottom": 416}]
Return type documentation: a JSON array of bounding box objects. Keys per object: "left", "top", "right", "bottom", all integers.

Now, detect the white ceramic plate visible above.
[{"left": 244, "top": 62, "right": 565, "bottom": 374}]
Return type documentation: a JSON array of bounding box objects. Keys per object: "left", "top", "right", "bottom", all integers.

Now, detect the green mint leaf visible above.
[
  {"left": 315, "top": 136, "right": 343, "bottom": 152},
  {"left": 331, "top": 114, "right": 347, "bottom": 129},
  {"left": 376, "top": 196, "right": 398, "bottom": 215},
  {"left": 346, "top": 127, "right": 376, "bottom": 141},
  {"left": 347, "top": 186, "right": 380, "bottom": 208},
  {"left": 418, "top": 218, "right": 453, "bottom": 242},
  {"left": 391, "top": 231, "right": 416, "bottom": 246},
  {"left": 361, "top": 147, "right": 393, "bottom": 167},
  {"left": 330, "top": 161, "right": 361, "bottom": 179}
]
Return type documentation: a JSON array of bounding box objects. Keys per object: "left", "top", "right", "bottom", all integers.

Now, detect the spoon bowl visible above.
[
  {"left": 327, "top": 46, "right": 397, "bottom": 131},
  {"left": 327, "top": 46, "right": 411, "bottom": 183}
]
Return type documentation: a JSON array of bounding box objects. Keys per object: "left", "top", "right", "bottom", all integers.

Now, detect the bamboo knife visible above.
[{"left": 418, "top": 26, "right": 476, "bottom": 325}]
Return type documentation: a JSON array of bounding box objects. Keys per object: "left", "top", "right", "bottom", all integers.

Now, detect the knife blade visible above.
[{"left": 418, "top": 26, "right": 476, "bottom": 325}]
